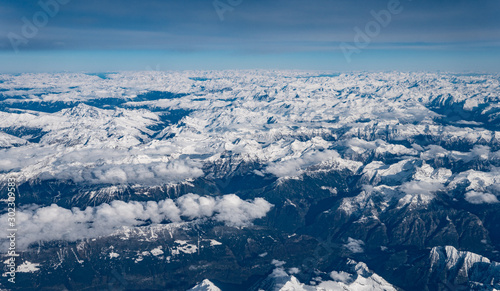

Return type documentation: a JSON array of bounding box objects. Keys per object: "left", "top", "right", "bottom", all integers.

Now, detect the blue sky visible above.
[{"left": 0, "top": 0, "right": 499, "bottom": 72}]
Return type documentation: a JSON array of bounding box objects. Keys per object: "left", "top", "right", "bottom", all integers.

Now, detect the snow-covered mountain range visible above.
[{"left": 0, "top": 71, "right": 499, "bottom": 290}]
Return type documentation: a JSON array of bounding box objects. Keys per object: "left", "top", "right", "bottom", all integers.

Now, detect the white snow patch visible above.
[
  {"left": 188, "top": 279, "right": 221, "bottom": 291},
  {"left": 16, "top": 261, "right": 40, "bottom": 273},
  {"left": 151, "top": 246, "right": 164, "bottom": 256},
  {"left": 209, "top": 239, "right": 222, "bottom": 246}
]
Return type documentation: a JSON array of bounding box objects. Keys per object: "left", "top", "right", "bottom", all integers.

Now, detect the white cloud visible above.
[
  {"left": 329, "top": 271, "right": 352, "bottom": 283},
  {"left": 345, "top": 237, "right": 364, "bottom": 253},
  {"left": 0, "top": 194, "right": 272, "bottom": 250},
  {"left": 214, "top": 194, "right": 273, "bottom": 227},
  {"left": 0, "top": 144, "right": 205, "bottom": 185},
  {"left": 177, "top": 194, "right": 216, "bottom": 219},
  {"left": 400, "top": 180, "right": 444, "bottom": 197},
  {"left": 464, "top": 191, "right": 499, "bottom": 204}
]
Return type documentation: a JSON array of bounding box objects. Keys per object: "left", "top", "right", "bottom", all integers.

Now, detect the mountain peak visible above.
[{"left": 188, "top": 279, "right": 221, "bottom": 291}]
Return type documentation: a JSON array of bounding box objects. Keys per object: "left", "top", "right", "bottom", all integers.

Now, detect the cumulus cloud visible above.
[
  {"left": 0, "top": 194, "right": 273, "bottom": 250},
  {"left": 177, "top": 194, "right": 216, "bottom": 219},
  {"left": 214, "top": 194, "right": 273, "bottom": 227},
  {"left": 464, "top": 191, "right": 499, "bottom": 204}
]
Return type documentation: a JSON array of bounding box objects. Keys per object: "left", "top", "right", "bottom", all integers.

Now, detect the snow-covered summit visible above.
[{"left": 188, "top": 279, "right": 221, "bottom": 291}]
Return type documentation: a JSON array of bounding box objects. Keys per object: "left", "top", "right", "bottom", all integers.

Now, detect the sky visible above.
[{"left": 0, "top": 0, "right": 499, "bottom": 72}]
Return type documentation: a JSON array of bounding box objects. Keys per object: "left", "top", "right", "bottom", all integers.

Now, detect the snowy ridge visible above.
[
  {"left": 429, "top": 246, "right": 500, "bottom": 289},
  {"left": 188, "top": 279, "right": 221, "bottom": 291},
  {"left": 0, "top": 131, "right": 27, "bottom": 148},
  {"left": 259, "top": 259, "right": 397, "bottom": 291}
]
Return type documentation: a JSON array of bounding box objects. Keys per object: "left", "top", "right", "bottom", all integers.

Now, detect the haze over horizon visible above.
[{"left": 1, "top": 0, "right": 499, "bottom": 72}]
